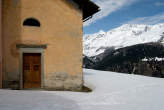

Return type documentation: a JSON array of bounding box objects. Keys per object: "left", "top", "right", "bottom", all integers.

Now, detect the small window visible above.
[{"left": 23, "top": 18, "right": 40, "bottom": 27}]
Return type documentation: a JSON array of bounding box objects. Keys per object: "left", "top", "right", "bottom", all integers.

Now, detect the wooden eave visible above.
[{"left": 72, "top": 0, "right": 100, "bottom": 22}]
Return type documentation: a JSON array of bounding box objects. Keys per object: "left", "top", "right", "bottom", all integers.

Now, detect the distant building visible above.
[{"left": 0, "top": 0, "right": 99, "bottom": 90}]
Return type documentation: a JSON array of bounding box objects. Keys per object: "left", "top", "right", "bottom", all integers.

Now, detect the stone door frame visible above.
[
  {"left": 19, "top": 48, "right": 44, "bottom": 89},
  {"left": 0, "top": 0, "right": 2, "bottom": 88}
]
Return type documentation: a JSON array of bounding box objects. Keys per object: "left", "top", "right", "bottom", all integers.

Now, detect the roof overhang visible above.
[{"left": 72, "top": 0, "right": 100, "bottom": 22}]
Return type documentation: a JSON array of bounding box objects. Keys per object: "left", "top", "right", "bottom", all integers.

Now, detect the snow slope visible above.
[
  {"left": 1, "top": 69, "right": 164, "bottom": 110},
  {"left": 83, "top": 24, "right": 164, "bottom": 57}
]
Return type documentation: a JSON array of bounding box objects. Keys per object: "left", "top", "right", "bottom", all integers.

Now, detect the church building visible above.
[{"left": 0, "top": 0, "right": 99, "bottom": 90}]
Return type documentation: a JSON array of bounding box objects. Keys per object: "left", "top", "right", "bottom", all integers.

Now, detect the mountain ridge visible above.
[{"left": 83, "top": 23, "right": 164, "bottom": 57}]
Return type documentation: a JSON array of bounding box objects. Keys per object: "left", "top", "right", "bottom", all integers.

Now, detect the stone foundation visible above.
[
  {"left": 44, "top": 72, "right": 83, "bottom": 91},
  {"left": 3, "top": 72, "right": 83, "bottom": 91},
  {"left": 2, "top": 80, "right": 20, "bottom": 90}
]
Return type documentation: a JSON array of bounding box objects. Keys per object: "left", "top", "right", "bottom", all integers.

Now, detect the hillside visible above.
[{"left": 83, "top": 23, "right": 164, "bottom": 57}]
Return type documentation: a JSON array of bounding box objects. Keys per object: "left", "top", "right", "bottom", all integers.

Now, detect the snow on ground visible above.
[
  {"left": 142, "top": 57, "right": 164, "bottom": 61},
  {"left": 1, "top": 69, "right": 164, "bottom": 110}
]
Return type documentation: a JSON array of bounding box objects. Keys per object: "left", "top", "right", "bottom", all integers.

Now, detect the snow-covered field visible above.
[{"left": 1, "top": 69, "right": 164, "bottom": 110}]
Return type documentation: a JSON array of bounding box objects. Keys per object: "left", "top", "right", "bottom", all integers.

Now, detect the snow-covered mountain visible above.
[{"left": 83, "top": 23, "right": 164, "bottom": 57}]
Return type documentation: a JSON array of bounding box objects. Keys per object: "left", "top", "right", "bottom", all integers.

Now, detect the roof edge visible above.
[{"left": 72, "top": 0, "right": 100, "bottom": 21}]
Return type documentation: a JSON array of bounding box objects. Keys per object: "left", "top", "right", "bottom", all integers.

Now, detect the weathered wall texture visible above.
[
  {"left": 0, "top": 0, "right": 2, "bottom": 88},
  {"left": 2, "top": 0, "right": 83, "bottom": 90}
]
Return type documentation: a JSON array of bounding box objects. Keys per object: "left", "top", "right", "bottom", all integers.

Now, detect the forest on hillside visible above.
[{"left": 83, "top": 42, "right": 164, "bottom": 78}]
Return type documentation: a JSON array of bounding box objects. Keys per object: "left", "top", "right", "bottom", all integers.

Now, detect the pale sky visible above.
[{"left": 83, "top": 0, "right": 164, "bottom": 34}]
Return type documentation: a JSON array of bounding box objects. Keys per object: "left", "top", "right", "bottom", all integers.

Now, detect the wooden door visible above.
[{"left": 23, "top": 53, "right": 41, "bottom": 89}]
